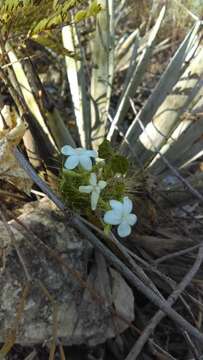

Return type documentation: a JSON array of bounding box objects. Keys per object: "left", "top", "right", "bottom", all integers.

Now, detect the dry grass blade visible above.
[
  {"left": 59, "top": 342, "right": 66, "bottom": 360},
  {"left": 6, "top": 43, "right": 56, "bottom": 148},
  {"left": 135, "top": 49, "right": 203, "bottom": 165},
  {"left": 121, "top": 21, "right": 202, "bottom": 154},
  {"left": 24, "top": 349, "right": 37, "bottom": 360},
  {"left": 115, "top": 28, "right": 139, "bottom": 71},
  {"left": 108, "top": 6, "right": 165, "bottom": 141},
  {"left": 162, "top": 171, "right": 203, "bottom": 205},
  {"left": 150, "top": 108, "right": 203, "bottom": 175},
  {"left": 1, "top": 2, "right": 203, "bottom": 358},
  {"left": 91, "top": 0, "right": 114, "bottom": 148},
  {"left": 183, "top": 331, "right": 200, "bottom": 360},
  {"left": 125, "top": 99, "right": 203, "bottom": 203},
  {"left": 0, "top": 58, "right": 56, "bottom": 173},
  {"left": 0, "top": 123, "right": 33, "bottom": 194},
  {"left": 62, "top": 23, "right": 91, "bottom": 148},
  {"left": 7, "top": 43, "right": 75, "bottom": 150},
  {"left": 176, "top": 138, "right": 203, "bottom": 170}
]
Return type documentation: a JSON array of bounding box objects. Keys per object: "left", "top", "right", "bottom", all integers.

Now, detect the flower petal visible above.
[
  {"left": 61, "top": 145, "right": 75, "bottom": 156},
  {"left": 127, "top": 213, "right": 137, "bottom": 226},
  {"left": 79, "top": 185, "right": 93, "bottom": 193},
  {"left": 123, "top": 197, "right": 133, "bottom": 214},
  {"left": 90, "top": 173, "right": 97, "bottom": 186},
  {"left": 85, "top": 150, "right": 98, "bottom": 158},
  {"left": 64, "top": 155, "right": 79, "bottom": 169},
  {"left": 109, "top": 200, "right": 123, "bottom": 212},
  {"left": 76, "top": 148, "right": 87, "bottom": 155},
  {"left": 91, "top": 191, "right": 99, "bottom": 210},
  {"left": 98, "top": 180, "right": 107, "bottom": 190},
  {"left": 117, "top": 221, "right": 131, "bottom": 237},
  {"left": 80, "top": 155, "right": 92, "bottom": 170},
  {"left": 104, "top": 210, "right": 121, "bottom": 225}
]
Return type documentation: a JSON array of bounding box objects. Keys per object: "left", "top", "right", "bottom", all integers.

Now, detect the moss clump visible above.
[
  {"left": 101, "top": 178, "right": 126, "bottom": 206},
  {"left": 59, "top": 140, "right": 141, "bottom": 221},
  {"left": 59, "top": 169, "right": 90, "bottom": 213}
]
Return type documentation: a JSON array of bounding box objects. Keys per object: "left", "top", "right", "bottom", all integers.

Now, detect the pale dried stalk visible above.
[{"left": 90, "top": 0, "right": 114, "bottom": 149}]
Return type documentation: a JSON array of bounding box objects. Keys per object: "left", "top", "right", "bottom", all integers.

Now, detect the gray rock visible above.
[{"left": 0, "top": 198, "right": 134, "bottom": 346}]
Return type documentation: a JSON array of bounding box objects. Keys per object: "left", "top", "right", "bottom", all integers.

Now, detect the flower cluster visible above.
[
  {"left": 79, "top": 172, "right": 107, "bottom": 211},
  {"left": 60, "top": 144, "right": 137, "bottom": 238},
  {"left": 104, "top": 197, "right": 137, "bottom": 237},
  {"left": 61, "top": 145, "right": 97, "bottom": 171}
]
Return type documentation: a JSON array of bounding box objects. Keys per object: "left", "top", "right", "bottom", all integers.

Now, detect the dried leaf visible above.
[{"left": 0, "top": 123, "right": 32, "bottom": 194}]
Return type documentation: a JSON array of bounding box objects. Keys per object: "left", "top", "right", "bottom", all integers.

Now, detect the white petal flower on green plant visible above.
[
  {"left": 79, "top": 173, "right": 107, "bottom": 210},
  {"left": 61, "top": 145, "right": 97, "bottom": 171},
  {"left": 104, "top": 197, "right": 137, "bottom": 237}
]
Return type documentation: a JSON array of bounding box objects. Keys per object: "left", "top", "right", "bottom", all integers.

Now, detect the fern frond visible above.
[
  {"left": 33, "top": 32, "right": 79, "bottom": 58},
  {"left": 0, "top": 0, "right": 84, "bottom": 40},
  {"left": 2, "top": 0, "right": 29, "bottom": 12}
]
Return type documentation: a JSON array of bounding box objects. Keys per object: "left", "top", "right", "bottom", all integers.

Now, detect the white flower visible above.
[
  {"left": 104, "top": 197, "right": 137, "bottom": 237},
  {"left": 79, "top": 173, "right": 107, "bottom": 210},
  {"left": 61, "top": 145, "right": 97, "bottom": 171}
]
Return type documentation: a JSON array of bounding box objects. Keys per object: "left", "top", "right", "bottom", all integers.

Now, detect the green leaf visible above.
[
  {"left": 98, "top": 139, "right": 113, "bottom": 159},
  {"left": 0, "top": 0, "right": 87, "bottom": 39},
  {"left": 74, "top": 1, "right": 102, "bottom": 23},
  {"left": 88, "top": 0, "right": 102, "bottom": 16},
  {"left": 74, "top": 9, "right": 87, "bottom": 23},
  {"left": 33, "top": 33, "right": 79, "bottom": 58},
  {"left": 98, "top": 139, "right": 128, "bottom": 174},
  {"left": 110, "top": 155, "right": 129, "bottom": 175},
  {"left": 104, "top": 223, "right": 111, "bottom": 236}
]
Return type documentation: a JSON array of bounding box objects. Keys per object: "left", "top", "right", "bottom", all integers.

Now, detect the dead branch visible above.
[
  {"left": 14, "top": 147, "right": 203, "bottom": 344},
  {"left": 124, "top": 243, "right": 203, "bottom": 359}
]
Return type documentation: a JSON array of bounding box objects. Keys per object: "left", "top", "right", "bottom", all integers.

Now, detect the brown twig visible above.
[
  {"left": 24, "top": 349, "right": 37, "bottom": 360},
  {"left": 10, "top": 204, "right": 179, "bottom": 360},
  {"left": 14, "top": 147, "right": 203, "bottom": 344},
  {"left": 148, "top": 340, "right": 178, "bottom": 360},
  {"left": 78, "top": 216, "right": 164, "bottom": 298},
  {"left": 58, "top": 341, "right": 66, "bottom": 360},
  {"left": 154, "top": 243, "right": 203, "bottom": 266},
  {"left": 183, "top": 331, "right": 200, "bottom": 360},
  {"left": 124, "top": 243, "right": 203, "bottom": 360},
  {"left": 128, "top": 247, "right": 199, "bottom": 324}
]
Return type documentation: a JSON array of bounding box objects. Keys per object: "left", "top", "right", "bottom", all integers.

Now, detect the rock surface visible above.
[{"left": 0, "top": 198, "right": 134, "bottom": 346}]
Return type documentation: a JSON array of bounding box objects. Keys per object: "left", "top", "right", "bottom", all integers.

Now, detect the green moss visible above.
[
  {"left": 101, "top": 178, "right": 126, "bottom": 207},
  {"left": 59, "top": 141, "right": 136, "bottom": 220},
  {"left": 98, "top": 139, "right": 129, "bottom": 177},
  {"left": 59, "top": 169, "right": 90, "bottom": 213},
  {"left": 98, "top": 139, "right": 113, "bottom": 160},
  {"left": 59, "top": 166, "right": 128, "bottom": 216},
  {"left": 110, "top": 154, "right": 129, "bottom": 175}
]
